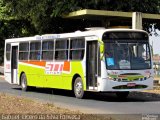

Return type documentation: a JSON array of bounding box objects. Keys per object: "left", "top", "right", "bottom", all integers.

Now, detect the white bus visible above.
[{"left": 4, "top": 28, "right": 154, "bottom": 99}]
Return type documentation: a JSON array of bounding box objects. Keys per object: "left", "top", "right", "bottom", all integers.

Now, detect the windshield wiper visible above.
[{"left": 115, "top": 41, "right": 120, "bottom": 46}]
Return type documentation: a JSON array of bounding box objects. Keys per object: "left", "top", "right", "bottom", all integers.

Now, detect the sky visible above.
[{"left": 149, "top": 30, "right": 160, "bottom": 55}]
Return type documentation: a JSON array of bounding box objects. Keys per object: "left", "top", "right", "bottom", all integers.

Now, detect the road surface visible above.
[{"left": 0, "top": 79, "right": 160, "bottom": 115}]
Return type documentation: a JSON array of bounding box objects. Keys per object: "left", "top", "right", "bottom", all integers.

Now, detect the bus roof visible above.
[{"left": 5, "top": 28, "right": 148, "bottom": 43}]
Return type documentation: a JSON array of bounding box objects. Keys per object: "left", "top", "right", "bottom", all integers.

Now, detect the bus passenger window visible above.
[
  {"left": 42, "top": 40, "right": 54, "bottom": 60},
  {"left": 6, "top": 43, "right": 11, "bottom": 61},
  {"left": 55, "top": 51, "right": 68, "bottom": 60},
  {"left": 70, "top": 50, "right": 84, "bottom": 60},
  {"left": 70, "top": 38, "right": 85, "bottom": 60},
  {"left": 19, "top": 42, "right": 29, "bottom": 60},
  {"left": 30, "top": 42, "right": 41, "bottom": 60},
  {"left": 55, "top": 39, "right": 68, "bottom": 60}
]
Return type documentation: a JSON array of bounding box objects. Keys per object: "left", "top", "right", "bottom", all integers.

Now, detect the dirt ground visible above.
[
  {"left": 1, "top": 91, "right": 159, "bottom": 120},
  {"left": 0, "top": 90, "right": 160, "bottom": 120},
  {"left": 143, "top": 87, "right": 160, "bottom": 94},
  {"left": 0, "top": 77, "right": 160, "bottom": 120},
  {"left": 1, "top": 90, "right": 160, "bottom": 120},
  {"left": 0, "top": 93, "right": 114, "bottom": 120}
]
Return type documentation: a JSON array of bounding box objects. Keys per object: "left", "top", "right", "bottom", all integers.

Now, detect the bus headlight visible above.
[{"left": 107, "top": 76, "right": 113, "bottom": 80}]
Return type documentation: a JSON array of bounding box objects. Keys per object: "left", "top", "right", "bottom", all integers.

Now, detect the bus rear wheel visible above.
[
  {"left": 74, "top": 77, "right": 84, "bottom": 99},
  {"left": 21, "top": 73, "right": 29, "bottom": 91},
  {"left": 116, "top": 91, "right": 129, "bottom": 99}
]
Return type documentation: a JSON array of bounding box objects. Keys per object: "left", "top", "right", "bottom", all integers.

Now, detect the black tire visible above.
[
  {"left": 74, "top": 77, "right": 84, "bottom": 99},
  {"left": 21, "top": 73, "right": 29, "bottom": 91},
  {"left": 116, "top": 91, "right": 129, "bottom": 99}
]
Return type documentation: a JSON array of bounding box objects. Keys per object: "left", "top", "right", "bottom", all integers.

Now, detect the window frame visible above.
[
  {"left": 55, "top": 39, "right": 69, "bottom": 61},
  {"left": 70, "top": 37, "right": 85, "bottom": 61},
  {"left": 29, "top": 41, "right": 42, "bottom": 60},
  {"left": 42, "top": 40, "right": 54, "bottom": 60},
  {"left": 6, "top": 43, "right": 11, "bottom": 61},
  {"left": 19, "top": 42, "right": 29, "bottom": 61}
]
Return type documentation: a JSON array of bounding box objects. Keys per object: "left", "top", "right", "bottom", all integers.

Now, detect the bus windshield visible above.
[{"left": 102, "top": 31, "right": 151, "bottom": 70}]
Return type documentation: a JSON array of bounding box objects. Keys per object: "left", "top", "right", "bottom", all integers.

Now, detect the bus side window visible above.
[
  {"left": 30, "top": 41, "right": 41, "bottom": 60},
  {"left": 70, "top": 50, "right": 84, "bottom": 60},
  {"left": 55, "top": 39, "right": 68, "bottom": 60},
  {"left": 19, "top": 42, "right": 29, "bottom": 60},
  {"left": 6, "top": 43, "right": 11, "bottom": 61},
  {"left": 70, "top": 38, "right": 85, "bottom": 60},
  {"left": 42, "top": 40, "right": 54, "bottom": 60}
]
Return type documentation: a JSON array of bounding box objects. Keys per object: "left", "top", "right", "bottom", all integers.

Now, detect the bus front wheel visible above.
[
  {"left": 74, "top": 77, "right": 84, "bottom": 99},
  {"left": 21, "top": 73, "right": 28, "bottom": 91},
  {"left": 116, "top": 91, "right": 129, "bottom": 99}
]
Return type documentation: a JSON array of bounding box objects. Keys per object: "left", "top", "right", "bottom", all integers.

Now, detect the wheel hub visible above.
[
  {"left": 75, "top": 82, "right": 82, "bottom": 95},
  {"left": 21, "top": 77, "right": 26, "bottom": 88}
]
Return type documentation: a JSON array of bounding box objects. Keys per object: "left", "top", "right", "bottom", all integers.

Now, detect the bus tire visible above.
[
  {"left": 74, "top": 77, "right": 84, "bottom": 99},
  {"left": 116, "top": 91, "right": 129, "bottom": 99},
  {"left": 21, "top": 73, "right": 28, "bottom": 91}
]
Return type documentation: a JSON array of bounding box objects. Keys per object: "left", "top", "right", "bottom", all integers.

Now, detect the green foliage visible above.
[
  {"left": 0, "top": 0, "right": 159, "bottom": 64},
  {"left": 51, "top": 0, "right": 160, "bottom": 34},
  {"left": 1, "top": 0, "right": 160, "bottom": 35},
  {"left": 51, "top": 0, "right": 160, "bottom": 16}
]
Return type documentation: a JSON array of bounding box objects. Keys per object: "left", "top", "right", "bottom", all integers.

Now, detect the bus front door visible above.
[
  {"left": 86, "top": 41, "right": 98, "bottom": 90},
  {"left": 11, "top": 46, "right": 18, "bottom": 84}
]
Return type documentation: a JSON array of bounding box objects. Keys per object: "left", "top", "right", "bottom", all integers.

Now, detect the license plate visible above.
[{"left": 127, "top": 83, "right": 136, "bottom": 87}]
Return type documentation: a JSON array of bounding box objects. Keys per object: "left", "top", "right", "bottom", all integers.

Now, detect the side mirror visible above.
[
  {"left": 98, "top": 41, "right": 104, "bottom": 60},
  {"left": 98, "top": 40, "right": 104, "bottom": 53},
  {"left": 100, "top": 44, "right": 104, "bottom": 53}
]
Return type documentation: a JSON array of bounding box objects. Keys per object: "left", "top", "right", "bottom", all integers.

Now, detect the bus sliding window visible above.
[
  {"left": 19, "top": 42, "right": 29, "bottom": 60},
  {"left": 30, "top": 42, "right": 41, "bottom": 60},
  {"left": 70, "top": 38, "right": 85, "bottom": 60},
  {"left": 42, "top": 40, "right": 54, "bottom": 60},
  {"left": 55, "top": 39, "right": 68, "bottom": 60},
  {"left": 6, "top": 43, "right": 11, "bottom": 61},
  {"left": 70, "top": 50, "right": 84, "bottom": 60}
]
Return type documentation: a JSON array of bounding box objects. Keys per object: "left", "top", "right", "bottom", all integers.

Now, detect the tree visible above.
[
  {"left": 1, "top": 0, "right": 160, "bottom": 35},
  {"left": 0, "top": 0, "right": 159, "bottom": 64},
  {"left": 52, "top": 0, "right": 160, "bottom": 34}
]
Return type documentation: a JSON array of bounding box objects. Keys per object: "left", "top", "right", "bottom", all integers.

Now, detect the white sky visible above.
[{"left": 149, "top": 30, "right": 160, "bottom": 55}]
